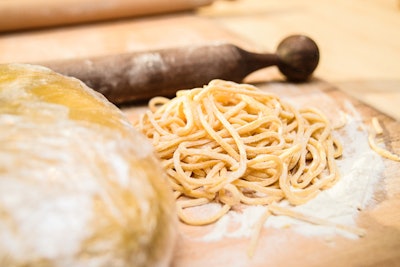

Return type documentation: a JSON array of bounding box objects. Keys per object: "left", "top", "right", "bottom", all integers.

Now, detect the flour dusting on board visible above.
[{"left": 196, "top": 98, "right": 384, "bottom": 242}]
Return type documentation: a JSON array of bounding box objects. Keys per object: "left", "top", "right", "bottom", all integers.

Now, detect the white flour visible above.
[{"left": 198, "top": 100, "right": 384, "bottom": 241}]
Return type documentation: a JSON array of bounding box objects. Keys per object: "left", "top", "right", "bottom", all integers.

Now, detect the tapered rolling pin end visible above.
[{"left": 276, "top": 35, "right": 320, "bottom": 82}]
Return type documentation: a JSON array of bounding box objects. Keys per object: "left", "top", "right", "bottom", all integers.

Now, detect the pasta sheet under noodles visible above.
[{"left": 136, "top": 80, "right": 342, "bottom": 226}]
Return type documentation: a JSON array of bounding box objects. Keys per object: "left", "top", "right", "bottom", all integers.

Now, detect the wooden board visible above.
[
  {"left": 163, "top": 81, "right": 400, "bottom": 267},
  {"left": 1, "top": 13, "right": 399, "bottom": 266}
]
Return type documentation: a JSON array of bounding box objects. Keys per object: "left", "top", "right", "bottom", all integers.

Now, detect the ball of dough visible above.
[{"left": 0, "top": 64, "right": 177, "bottom": 267}]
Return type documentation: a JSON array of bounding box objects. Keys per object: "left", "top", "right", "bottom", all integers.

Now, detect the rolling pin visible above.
[
  {"left": 41, "top": 35, "right": 319, "bottom": 104},
  {"left": 0, "top": 0, "right": 215, "bottom": 32}
]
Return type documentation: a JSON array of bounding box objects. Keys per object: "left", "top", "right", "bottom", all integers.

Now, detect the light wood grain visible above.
[
  {"left": 197, "top": 0, "right": 400, "bottom": 121},
  {"left": 0, "top": 0, "right": 214, "bottom": 32}
]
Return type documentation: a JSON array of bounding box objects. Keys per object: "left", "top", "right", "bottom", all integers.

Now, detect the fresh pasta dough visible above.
[
  {"left": 136, "top": 80, "right": 342, "bottom": 226},
  {"left": 0, "top": 64, "right": 177, "bottom": 267}
]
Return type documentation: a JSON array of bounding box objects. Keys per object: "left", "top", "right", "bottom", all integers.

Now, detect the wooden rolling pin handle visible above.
[{"left": 43, "top": 35, "right": 319, "bottom": 104}]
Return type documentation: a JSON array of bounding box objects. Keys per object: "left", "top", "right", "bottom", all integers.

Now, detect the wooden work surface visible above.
[
  {"left": 1, "top": 1, "right": 399, "bottom": 266},
  {"left": 123, "top": 76, "right": 400, "bottom": 266}
]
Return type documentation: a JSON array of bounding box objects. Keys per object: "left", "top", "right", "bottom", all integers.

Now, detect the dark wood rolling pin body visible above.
[{"left": 42, "top": 35, "right": 319, "bottom": 104}]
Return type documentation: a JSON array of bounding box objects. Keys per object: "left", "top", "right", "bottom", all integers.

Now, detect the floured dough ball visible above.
[{"left": 0, "top": 64, "right": 177, "bottom": 267}]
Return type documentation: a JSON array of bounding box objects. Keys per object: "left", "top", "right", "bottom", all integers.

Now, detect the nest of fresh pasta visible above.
[{"left": 135, "top": 80, "right": 342, "bottom": 226}]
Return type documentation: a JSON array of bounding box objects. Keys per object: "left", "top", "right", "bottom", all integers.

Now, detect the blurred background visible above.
[{"left": 0, "top": 0, "right": 399, "bottom": 119}]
